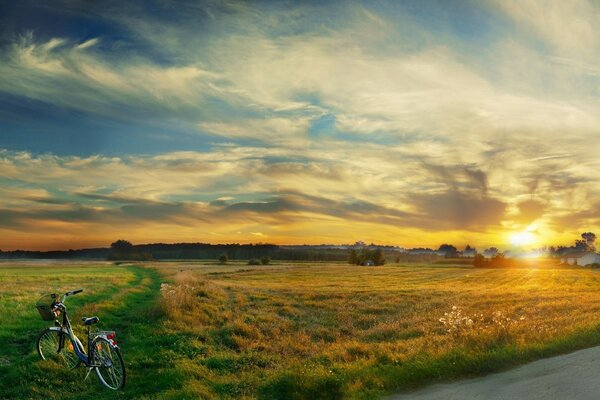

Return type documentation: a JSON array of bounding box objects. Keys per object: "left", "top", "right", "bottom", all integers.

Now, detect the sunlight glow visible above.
[{"left": 510, "top": 231, "right": 536, "bottom": 247}]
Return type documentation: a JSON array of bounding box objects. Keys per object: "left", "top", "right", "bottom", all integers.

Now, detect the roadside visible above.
[{"left": 390, "top": 345, "right": 600, "bottom": 400}]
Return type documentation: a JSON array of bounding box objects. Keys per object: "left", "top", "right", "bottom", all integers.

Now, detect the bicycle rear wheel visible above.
[
  {"left": 92, "top": 337, "right": 126, "bottom": 390},
  {"left": 36, "top": 328, "right": 81, "bottom": 369}
]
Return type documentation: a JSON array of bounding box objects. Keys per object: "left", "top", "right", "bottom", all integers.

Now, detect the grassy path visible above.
[{"left": 0, "top": 264, "right": 170, "bottom": 400}]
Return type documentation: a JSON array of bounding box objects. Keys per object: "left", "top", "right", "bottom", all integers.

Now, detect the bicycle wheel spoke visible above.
[
  {"left": 37, "top": 329, "right": 81, "bottom": 369},
  {"left": 94, "top": 338, "right": 125, "bottom": 390}
]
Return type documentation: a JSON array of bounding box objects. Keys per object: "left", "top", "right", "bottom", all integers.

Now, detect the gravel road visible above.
[{"left": 390, "top": 347, "right": 600, "bottom": 400}]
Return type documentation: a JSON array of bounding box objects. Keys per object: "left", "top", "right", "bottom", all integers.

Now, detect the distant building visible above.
[{"left": 560, "top": 251, "right": 600, "bottom": 266}]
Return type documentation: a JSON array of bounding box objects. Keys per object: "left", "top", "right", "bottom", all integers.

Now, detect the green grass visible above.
[
  {"left": 0, "top": 262, "right": 183, "bottom": 399},
  {"left": 4, "top": 261, "right": 600, "bottom": 399}
]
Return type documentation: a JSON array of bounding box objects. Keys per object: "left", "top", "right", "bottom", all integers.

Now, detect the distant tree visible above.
[
  {"left": 555, "top": 245, "right": 569, "bottom": 255},
  {"left": 438, "top": 244, "right": 458, "bottom": 258},
  {"left": 348, "top": 249, "right": 358, "bottom": 265},
  {"left": 260, "top": 256, "right": 271, "bottom": 265},
  {"left": 372, "top": 248, "right": 385, "bottom": 266},
  {"left": 484, "top": 247, "right": 499, "bottom": 258},
  {"left": 107, "top": 239, "right": 153, "bottom": 261},
  {"left": 218, "top": 253, "right": 228, "bottom": 264},
  {"left": 575, "top": 239, "right": 588, "bottom": 250},
  {"left": 248, "top": 258, "right": 261, "bottom": 265},
  {"left": 473, "top": 253, "right": 486, "bottom": 267},
  {"left": 582, "top": 232, "right": 596, "bottom": 251},
  {"left": 463, "top": 245, "right": 476, "bottom": 258},
  {"left": 111, "top": 240, "right": 133, "bottom": 252}
]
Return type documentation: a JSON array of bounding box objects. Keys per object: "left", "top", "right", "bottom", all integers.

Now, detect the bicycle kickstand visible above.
[{"left": 84, "top": 366, "right": 94, "bottom": 381}]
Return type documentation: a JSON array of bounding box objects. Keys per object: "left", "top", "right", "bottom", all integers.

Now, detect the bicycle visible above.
[{"left": 35, "top": 289, "right": 126, "bottom": 390}]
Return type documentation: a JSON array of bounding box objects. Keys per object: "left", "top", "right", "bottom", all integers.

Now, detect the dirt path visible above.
[{"left": 390, "top": 346, "right": 600, "bottom": 400}]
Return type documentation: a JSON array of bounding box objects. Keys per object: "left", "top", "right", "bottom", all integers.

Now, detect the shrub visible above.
[
  {"left": 348, "top": 249, "right": 358, "bottom": 265},
  {"left": 473, "top": 253, "right": 486, "bottom": 267},
  {"left": 218, "top": 253, "right": 228, "bottom": 264},
  {"left": 260, "top": 256, "right": 271, "bottom": 265},
  {"left": 248, "top": 258, "right": 261, "bottom": 265}
]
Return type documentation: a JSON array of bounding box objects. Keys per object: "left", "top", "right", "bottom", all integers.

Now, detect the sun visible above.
[{"left": 510, "top": 231, "right": 536, "bottom": 247}]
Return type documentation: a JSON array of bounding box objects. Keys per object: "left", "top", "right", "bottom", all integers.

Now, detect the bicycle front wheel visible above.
[
  {"left": 36, "top": 328, "right": 81, "bottom": 369},
  {"left": 92, "top": 337, "right": 126, "bottom": 390}
]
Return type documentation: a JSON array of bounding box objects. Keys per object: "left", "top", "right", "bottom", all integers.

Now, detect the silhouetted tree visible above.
[
  {"left": 582, "top": 232, "right": 596, "bottom": 251},
  {"left": 108, "top": 239, "right": 153, "bottom": 261},
  {"left": 348, "top": 249, "right": 358, "bottom": 265},
  {"left": 438, "top": 244, "right": 459, "bottom": 258},
  {"left": 484, "top": 247, "right": 499, "bottom": 258},
  {"left": 111, "top": 240, "right": 133, "bottom": 252},
  {"left": 373, "top": 248, "right": 385, "bottom": 266},
  {"left": 463, "top": 245, "right": 476, "bottom": 257}
]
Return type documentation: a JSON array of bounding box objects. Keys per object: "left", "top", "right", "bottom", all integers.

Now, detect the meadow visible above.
[{"left": 3, "top": 261, "right": 600, "bottom": 399}]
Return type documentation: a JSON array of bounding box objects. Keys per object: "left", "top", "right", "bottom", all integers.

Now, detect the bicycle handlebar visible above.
[{"left": 60, "top": 289, "right": 83, "bottom": 302}]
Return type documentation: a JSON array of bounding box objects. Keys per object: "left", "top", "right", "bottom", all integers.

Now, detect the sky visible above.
[{"left": 1, "top": 0, "right": 599, "bottom": 251}]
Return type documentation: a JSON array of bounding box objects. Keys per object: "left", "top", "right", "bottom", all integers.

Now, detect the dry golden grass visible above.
[{"left": 151, "top": 262, "right": 600, "bottom": 399}]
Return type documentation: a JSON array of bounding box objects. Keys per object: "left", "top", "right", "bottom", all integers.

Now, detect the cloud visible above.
[
  {"left": 515, "top": 199, "right": 547, "bottom": 225},
  {"left": 407, "top": 191, "right": 507, "bottom": 230},
  {"left": 494, "top": 0, "right": 600, "bottom": 59},
  {"left": 0, "top": 34, "right": 220, "bottom": 124},
  {"left": 199, "top": 117, "right": 312, "bottom": 146},
  {"left": 2, "top": 1, "right": 600, "bottom": 249},
  {"left": 76, "top": 38, "right": 99, "bottom": 50}
]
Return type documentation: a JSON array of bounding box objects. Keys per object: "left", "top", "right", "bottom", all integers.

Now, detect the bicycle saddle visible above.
[{"left": 82, "top": 316, "right": 99, "bottom": 325}]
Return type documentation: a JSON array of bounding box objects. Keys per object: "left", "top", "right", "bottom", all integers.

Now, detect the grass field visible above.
[{"left": 3, "top": 261, "right": 600, "bottom": 399}]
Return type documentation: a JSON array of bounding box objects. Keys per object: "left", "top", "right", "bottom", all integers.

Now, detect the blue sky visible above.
[{"left": 1, "top": 0, "right": 599, "bottom": 250}]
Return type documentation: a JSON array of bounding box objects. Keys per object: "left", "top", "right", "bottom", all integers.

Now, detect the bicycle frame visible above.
[{"left": 52, "top": 296, "right": 112, "bottom": 368}]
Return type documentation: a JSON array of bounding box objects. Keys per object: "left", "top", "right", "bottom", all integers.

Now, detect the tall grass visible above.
[{"left": 154, "top": 263, "right": 600, "bottom": 399}]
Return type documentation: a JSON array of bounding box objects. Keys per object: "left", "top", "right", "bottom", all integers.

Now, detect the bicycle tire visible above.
[
  {"left": 36, "top": 328, "right": 81, "bottom": 369},
  {"left": 92, "top": 336, "right": 126, "bottom": 390}
]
